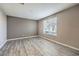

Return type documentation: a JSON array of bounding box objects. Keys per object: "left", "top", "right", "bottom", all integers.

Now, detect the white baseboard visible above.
[
  {"left": 7, "top": 35, "right": 38, "bottom": 41},
  {"left": 0, "top": 40, "right": 7, "bottom": 49},
  {"left": 1, "top": 35, "right": 79, "bottom": 51},
  {"left": 39, "top": 35, "right": 79, "bottom": 51},
  {"left": 0, "top": 36, "right": 38, "bottom": 49}
]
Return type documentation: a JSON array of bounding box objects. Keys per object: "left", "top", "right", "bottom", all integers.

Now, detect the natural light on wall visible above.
[{"left": 43, "top": 16, "right": 57, "bottom": 36}]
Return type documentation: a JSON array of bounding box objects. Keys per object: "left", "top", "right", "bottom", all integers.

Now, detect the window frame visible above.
[{"left": 43, "top": 16, "right": 57, "bottom": 36}]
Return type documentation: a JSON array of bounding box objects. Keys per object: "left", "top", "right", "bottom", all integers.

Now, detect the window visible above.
[{"left": 43, "top": 16, "right": 57, "bottom": 36}]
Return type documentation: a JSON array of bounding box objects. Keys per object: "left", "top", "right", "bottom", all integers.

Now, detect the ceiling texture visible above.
[{"left": 0, "top": 3, "right": 77, "bottom": 20}]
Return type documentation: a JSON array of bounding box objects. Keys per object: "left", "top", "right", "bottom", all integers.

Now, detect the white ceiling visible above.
[{"left": 0, "top": 3, "right": 77, "bottom": 20}]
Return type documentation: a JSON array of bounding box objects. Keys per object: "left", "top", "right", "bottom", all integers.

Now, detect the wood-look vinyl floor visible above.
[{"left": 0, "top": 37, "right": 79, "bottom": 56}]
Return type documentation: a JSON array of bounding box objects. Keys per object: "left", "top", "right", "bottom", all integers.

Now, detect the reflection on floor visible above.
[{"left": 0, "top": 37, "right": 79, "bottom": 56}]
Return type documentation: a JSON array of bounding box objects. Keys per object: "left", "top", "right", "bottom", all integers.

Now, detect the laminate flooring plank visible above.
[{"left": 0, "top": 37, "right": 79, "bottom": 56}]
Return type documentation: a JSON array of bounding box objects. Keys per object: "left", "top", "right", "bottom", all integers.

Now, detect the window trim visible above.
[{"left": 43, "top": 16, "right": 57, "bottom": 36}]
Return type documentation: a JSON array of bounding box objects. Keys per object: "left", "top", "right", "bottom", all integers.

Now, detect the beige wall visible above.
[
  {"left": 38, "top": 5, "right": 79, "bottom": 49},
  {"left": 0, "top": 9, "right": 7, "bottom": 48},
  {"left": 7, "top": 16, "right": 38, "bottom": 39}
]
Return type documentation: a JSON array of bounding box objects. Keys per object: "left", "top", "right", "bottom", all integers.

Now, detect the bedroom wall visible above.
[
  {"left": 0, "top": 9, "right": 7, "bottom": 48},
  {"left": 7, "top": 16, "right": 38, "bottom": 39},
  {"left": 38, "top": 5, "right": 79, "bottom": 49}
]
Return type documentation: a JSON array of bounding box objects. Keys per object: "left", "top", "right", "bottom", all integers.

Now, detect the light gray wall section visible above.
[
  {"left": 38, "top": 5, "right": 79, "bottom": 49},
  {"left": 7, "top": 16, "right": 38, "bottom": 39},
  {"left": 0, "top": 9, "right": 7, "bottom": 48}
]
